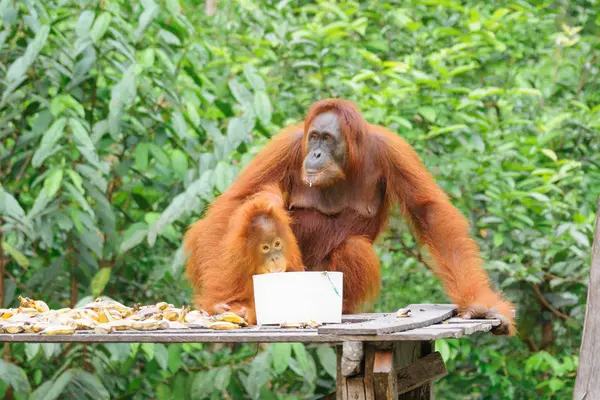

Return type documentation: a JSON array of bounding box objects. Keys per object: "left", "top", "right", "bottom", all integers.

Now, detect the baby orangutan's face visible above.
[{"left": 251, "top": 216, "right": 286, "bottom": 274}]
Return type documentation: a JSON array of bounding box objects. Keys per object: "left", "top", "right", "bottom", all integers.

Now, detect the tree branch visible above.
[{"left": 532, "top": 284, "right": 582, "bottom": 326}]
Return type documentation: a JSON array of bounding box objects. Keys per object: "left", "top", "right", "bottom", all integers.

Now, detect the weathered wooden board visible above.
[
  {"left": 0, "top": 306, "right": 500, "bottom": 344},
  {"left": 422, "top": 322, "right": 492, "bottom": 335},
  {"left": 342, "top": 313, "right": 389, "bottom": 323},
  {"left": 396, "top": 352, "right": 448, "bottom": 396},
  {"left": 444, "top": 317, "right": 501, "bottom": 327},
  {"left": 318, "top": 304, "right": 457, "bottom": 335},
  {"left": 0, "top": 326, "right": 486, "bottom": 344},
  {"left": 347, "top": 377, "right": 368, "bottom": 400}
]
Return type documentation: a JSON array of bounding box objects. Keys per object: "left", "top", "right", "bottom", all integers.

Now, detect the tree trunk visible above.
[{"left": 573, "top": 196, "right": 600, "bottom": 399}]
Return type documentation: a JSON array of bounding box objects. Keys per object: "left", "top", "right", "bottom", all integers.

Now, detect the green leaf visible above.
[
  {"left": 528, "top": 192, "right": 550, "bottom": 203},
  {"left": 66, "top": 169, "right": 85, "bottom": 194},
  {"left": 0, "top": 187, "right": 26, "bottom": 220},
  {"left": 155, "top": 344, "right": 168, "bottom": 370},
  {"left": 70, "top": 118, "right": 94, "bottom": 150},
  {"left": 44, "top": 169, "right": 64, "bottom": 199},
  {"left": 25, "top": 343, "right": 40, "bottom": 361},
  {"left": 148, "top": 143, "right": 170, "bottom": 166},
  {"left": 72, "top": 370, "right": 110, "bottom": 400},
  {"left": 166, "top": 0, "right": 180, "bottom": 14},
  {"left": 89, "top": 12, "right": 111, "bottom": 43},
  {"left": 417, "top": 107, "right": 436, "bottom": 123},
  {"left": 32, "top": 117, "right": 67, "bottom": 168},
  {"left": 229, "top": 78, "right": 253, "bottom": 107},
  {"left": 214, "top": 161, "right": 233, "bottom": 193},
  {"left": 186, "top": 102, "right": 201, "bottom": 127},
  {"left": 5, "top": 24, "right": 49, "bottom": 83},
  {"left": 291, "top": 343, "right": 310, "bottom": 370},
  {"left": 171, "top": 149, "right": 188, "bottom": 179},
  {"left": 270, "top": 343, "right": 292, "bottom": 374},
  {"left": 108, "top": 64, "right": 137, "bottom": 139},
  {"left": 541, "top": 149, "right": 557, "bottom": 162},
  {"left": 42, "top": 343, "right": 59, "bottom": 359},
  {"left": 316, "top": 345, "right": 336, "bottom": 378},
  {"left": 167, "top": 345, "right": 182, "bottom": 373},
  {"left": 510, "top": 88, "right": 542, "bottom": 96},
  {"left": 437, "top": 340, "right": 451, "bottom": 362},
  {"left": 214, "top": 367, "right": 232, "bottom": 391},
  {"left": 119, "top": 223, "right": 149, "bottom": 254},
  {"left": 191, "top": 370, "right": 217, "bottom": 398},
  {"left": 134, "top": 0, "right": 159, "bottom": 42},
  {"left": 76, "top": 10, "right": 96, "bottom": 38},
  {"left": 0, "top": 359, "right": 31, "bottom": 396},
  {"left": 142, "top": 343, "right": 155, "bottom": 360},
  {"left": 135, "top": 143, "right": 150, "bottom": 170},
  {"left": 50, "top": 95, "right": 85, "bottom": 118},
  {"left": 245, "top": 351, "right": 271, "bottom": 400},
  {"left": 29, "top": 370, "right": 73, "bottom": 400},
  {"left": 254, "top": 91, "right": 272, "bottom": 126},
  {"left": 227, "top": 117, "right": 250, "bottom": 148},
  {"left": 91, "top": 267, "right": 111, "bottom": 297},
  {"left": 469, "top": 87, "right": 504, "bottom": 99},
  {"left": 1, "top": 242, "right": 30, "bottom": 269},
  {"left": 570, "top": 229, "right": 590, "bottom": 247},
  {"left": 244, "top": 63, "right": 266, "bottom": 92}
]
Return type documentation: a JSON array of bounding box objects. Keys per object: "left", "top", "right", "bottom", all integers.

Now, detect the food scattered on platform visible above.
[{"left": 0, "top": 296, "right": 248, "bottom": 335}]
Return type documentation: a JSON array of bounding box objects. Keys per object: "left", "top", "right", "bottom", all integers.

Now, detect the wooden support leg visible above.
[
  {"left": 395, "top": 341, "right": 443, "bottom": 400},
  {"left": 336, "top": 342, "right": 369, "bottom": 400},
  {"left": 334, "top": 341, "right": 447, "bottom": 400}
]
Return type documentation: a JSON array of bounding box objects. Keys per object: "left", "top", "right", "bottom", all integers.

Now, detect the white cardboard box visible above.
[{"left": 253, "top": 271, "right": 343, "bottom": 325}]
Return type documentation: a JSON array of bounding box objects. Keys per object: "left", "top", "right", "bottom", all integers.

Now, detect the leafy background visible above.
[{"left": 0, "top": 0, "right": 599, "bottom": 398}]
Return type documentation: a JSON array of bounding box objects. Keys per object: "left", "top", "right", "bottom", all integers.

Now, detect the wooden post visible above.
[
  {"left": 334, "top": 341, "right": 446, "bottom": 400},
  {"left": 574, "top": 197, "right": 600, "bottom": 400}
]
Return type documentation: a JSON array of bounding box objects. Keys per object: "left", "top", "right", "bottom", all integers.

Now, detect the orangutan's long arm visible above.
[{"left": 373, "top": 126, "right": 515, "bottom": 335}]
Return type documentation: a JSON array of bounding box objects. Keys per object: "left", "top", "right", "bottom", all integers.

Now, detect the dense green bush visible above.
[{"left": 0, "top": 0, "right": 598, "bottom": 398}]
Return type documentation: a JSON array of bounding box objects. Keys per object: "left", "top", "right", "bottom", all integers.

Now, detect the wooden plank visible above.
[
  {"left": 394, "top": 328, "right": 464, "bottom": 341},
  {"left": 343, "top": 313, "right": 389, "bottom": 323},
  {"left": 574, "top": 197, "right": 600, "bottom": 400},
  {"left": 363, "top": 345, "right": 376, "bottom": 400},
  {"left": 396, "top": 352, "right": 448, "bottom": 396},
  {"left": 444, "top": 317, "right": 500, "bottom": 327},
  {"left": 372, "top": 350, "right": 396, "bottom": 399},
  {"left": 0, "top": 327, "right": 471, "bottom": 343},
  {"left": 346, "top": 377, "right": 367, "bottom": 400},
  {"left": 336, "top": 345, "right": 347, "bottom": 400},
  {"left": 318, "top": 305, "right": 456, "bottom": 335},
  {"left": 422, "top": 322, "right": 492, "bottom": 335},
  {"left": 395, "top": 341, "right": 433, "bottom": 400}
]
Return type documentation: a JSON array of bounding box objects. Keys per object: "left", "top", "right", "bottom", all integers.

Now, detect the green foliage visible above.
[{"left": 0, "top": 0, "right": 598, "bottom": 398}]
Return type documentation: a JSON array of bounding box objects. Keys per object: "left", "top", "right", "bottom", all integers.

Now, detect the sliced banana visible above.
[
  {"left": 215, "top": 312, "right": 247, "bottom": 326},
  {"left": 208, "top": 321, "right": 239, "bottom": 330},
  {"left": 41, "top": 325, "right": 75, "bottom": 335}
]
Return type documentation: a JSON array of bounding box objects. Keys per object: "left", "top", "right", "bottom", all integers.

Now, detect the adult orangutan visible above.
[{"left": 185, "top": 98, "right": 515, "bottom": 335}]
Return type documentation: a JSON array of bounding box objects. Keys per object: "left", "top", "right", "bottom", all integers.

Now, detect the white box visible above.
[{"left": 252, "top": 271, "right": 343, "bottom": 325}]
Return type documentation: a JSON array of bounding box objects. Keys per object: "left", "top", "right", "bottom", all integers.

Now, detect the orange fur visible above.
[
  {"left": 184, "top": 184, "right": 303, "bottom": 324},
  {"left": 185, "top": 99, "right": 516, "bottom": 335}
]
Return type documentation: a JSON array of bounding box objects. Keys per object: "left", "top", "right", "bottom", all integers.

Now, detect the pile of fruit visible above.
[{"left": 0, "top": 296, "right": 247, "bottom": 335}]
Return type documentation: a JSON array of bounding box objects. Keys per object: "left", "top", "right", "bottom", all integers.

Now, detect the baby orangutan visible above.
[{"left": 186, "top": 184, "right": 304, "bottom": 325}]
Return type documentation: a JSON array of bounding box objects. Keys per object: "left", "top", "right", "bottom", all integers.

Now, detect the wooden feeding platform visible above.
[{"left": 0, "top": 304, "right": 499, "bottom": 399}]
